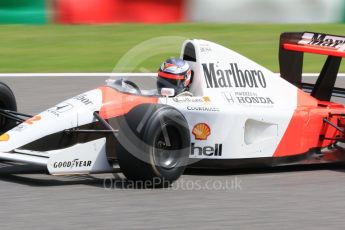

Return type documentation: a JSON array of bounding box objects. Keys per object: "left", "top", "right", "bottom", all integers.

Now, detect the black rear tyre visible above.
[
  {"left": 0, "top": 82, "right": 17, "bottom": 134},
  {"left": 116, "top": 104, "right": 190, "bottom": 188}
]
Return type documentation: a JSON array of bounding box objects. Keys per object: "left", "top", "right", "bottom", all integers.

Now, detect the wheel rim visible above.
[{"left": 152, "top": 125, "right": 183, "bottom": 170}]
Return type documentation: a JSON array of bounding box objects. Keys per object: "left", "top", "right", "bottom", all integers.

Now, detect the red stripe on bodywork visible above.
[
  {"left": 274, "top": 90, "right": 318, "bottom": 157},
  {"left": 98, "top": 86, "right": 158, "bottom": 119},
  {"left": 283, "top": 43, "right": 345, "bottom": 57},
  {"left": 273, "top": 90, "right": 345, "bottom": 157}
]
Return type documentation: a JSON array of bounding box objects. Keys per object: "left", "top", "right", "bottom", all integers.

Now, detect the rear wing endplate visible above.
[{"left": 279, "top": 32, "right": 345, "bottom": 101}]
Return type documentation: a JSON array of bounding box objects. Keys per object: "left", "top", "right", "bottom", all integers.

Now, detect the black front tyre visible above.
[
  {"left": 117, "top": 104, "right": 190, "bottom": 188},
  {"left": 0, "top": 82, "right": 17, "bottom": 134}
]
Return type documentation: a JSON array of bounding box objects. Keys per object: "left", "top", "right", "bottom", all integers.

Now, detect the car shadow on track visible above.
[
  {"left": 185, "top": 163, "right": 345, "bottom": 176},
  {"left": 0, "top": 161, "right": 344, "bottom": 188},
  {"left": 0, "top": 173, "right": 106, "bottom": 187},
  {"left": 0, "top": 161, "right": 112, "bottom": 188},
  {"left": 0, "top": 162, "right": 164, "bottom": 189}
]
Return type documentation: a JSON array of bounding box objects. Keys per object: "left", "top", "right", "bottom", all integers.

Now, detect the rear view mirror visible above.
[{"left": 161, "top": 88, "right": 175, "bottom": 97}]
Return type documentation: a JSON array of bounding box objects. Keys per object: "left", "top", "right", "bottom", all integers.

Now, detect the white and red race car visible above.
[{"left": 0, "top": 31, "right": 345, "bottom": 186}]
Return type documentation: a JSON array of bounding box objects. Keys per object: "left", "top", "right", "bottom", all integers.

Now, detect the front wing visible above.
[{"left": 0, "top": 138, "right": 114, "bottom": 175}]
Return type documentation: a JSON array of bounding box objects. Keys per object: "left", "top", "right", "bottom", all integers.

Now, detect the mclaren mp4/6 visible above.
[{"left": 0, "top": 31, "right": 345, "bottom": 186}]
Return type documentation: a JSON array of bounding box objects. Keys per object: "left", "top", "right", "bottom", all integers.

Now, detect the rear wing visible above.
[{"left": 279, "top": 32, "right": 345, "bottom": 101}]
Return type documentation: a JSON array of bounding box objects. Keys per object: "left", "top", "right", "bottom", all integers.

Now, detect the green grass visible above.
[{"left": 1, "top": 24, "right": 345, "bottom": 73}]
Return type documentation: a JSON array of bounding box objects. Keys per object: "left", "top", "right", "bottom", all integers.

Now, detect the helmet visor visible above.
[{"left": 157, "top": 76, "right": 184, "bottom": 94}]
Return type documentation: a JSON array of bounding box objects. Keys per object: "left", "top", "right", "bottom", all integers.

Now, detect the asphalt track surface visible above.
[{"left": 0, "top": 76, "right": 345, "bottom": 230}]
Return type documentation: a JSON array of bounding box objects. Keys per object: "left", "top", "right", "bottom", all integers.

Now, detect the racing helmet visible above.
[{"left": 157, "top": 58, "right": 192, "bottom": 96}]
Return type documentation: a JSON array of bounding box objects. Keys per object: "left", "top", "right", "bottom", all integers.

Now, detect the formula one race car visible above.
[{"left": 1, "top": 31, "right": 345, "bottom": 186}]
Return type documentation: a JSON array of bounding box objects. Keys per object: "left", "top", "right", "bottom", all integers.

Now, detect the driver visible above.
[{"left": 157, "top": 58, "right": 192, "bottom": 96}]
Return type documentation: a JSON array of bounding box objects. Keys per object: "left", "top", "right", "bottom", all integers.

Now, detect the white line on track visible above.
[
  {"left": 0, "top": 73, "right": 158, "bottom": 78},
  {"left": 0, "top": 73, "right": 344, "bottom": 78}
]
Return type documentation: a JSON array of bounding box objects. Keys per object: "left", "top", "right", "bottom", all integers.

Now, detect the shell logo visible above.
[
  {"left": 0, "top": 133, "right": 9, "bottom": 142},
  {"left": 192, "top": 123, "right": 211, "bottom": 140}
]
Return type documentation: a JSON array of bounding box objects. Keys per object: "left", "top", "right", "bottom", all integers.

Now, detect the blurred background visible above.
[
  {"left": 0, "top": 0, "right": 345, "bottom": 73},
  {"left": 0, "top": 0, "right": 344, "bottom": 24},
  {"left": 1, "top": 3, "right": 345, "bottom": 230}
]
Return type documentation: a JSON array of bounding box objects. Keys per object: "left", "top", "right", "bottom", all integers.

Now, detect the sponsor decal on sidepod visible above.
[
  {"left": 191, "top": 123, "right": 222, "bottom": 157},
  {"left": 192, "top": 123, "right": 211, "bottom": 140},
  {"left": 222, "top": 92, "right": 274, "bottom": 105},
  {"left": 202, "top": 63, "right": 266, "bottom": 89},
  {"left": 173, "top": 96, "right": 211, "bottom": 104},
  {"left": 191, "top": 143, "right": 223, "bottom": 157},
  {"left": 187, "top": 106, "right": 220, "bottom": 112}
]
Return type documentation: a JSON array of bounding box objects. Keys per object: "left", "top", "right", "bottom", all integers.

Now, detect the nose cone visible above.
[{"left": 0, "top": 89, "right": 102, "bottom": 152}]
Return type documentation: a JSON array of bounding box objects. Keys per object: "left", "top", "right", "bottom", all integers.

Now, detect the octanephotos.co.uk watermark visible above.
[{"left": 103, "top": 176, "right": 243, "bottom": 191}]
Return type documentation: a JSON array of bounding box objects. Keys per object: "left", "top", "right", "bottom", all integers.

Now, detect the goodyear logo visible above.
[{"left": 192, "top": 123, "right": 211, "bottom": 140}]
